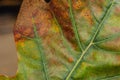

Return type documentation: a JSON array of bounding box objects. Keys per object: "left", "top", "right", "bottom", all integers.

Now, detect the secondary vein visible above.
[
  {"left": 90, "top": 0, "right": 115, "bottom": 42},
  {"left": 68, "top": 0, "right": 84, "bottom": 52},
  {"left": 33, "top": 19, "right": 49, "bottom": 80}
]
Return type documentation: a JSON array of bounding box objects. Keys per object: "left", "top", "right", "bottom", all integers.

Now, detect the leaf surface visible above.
[{"left": 0, "top": 0, "right": 120, "bottom": 80}]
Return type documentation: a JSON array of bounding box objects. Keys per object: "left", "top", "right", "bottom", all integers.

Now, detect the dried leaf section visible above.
[{"left": 0, "top": 0, "right": 120, "bottom": 80}]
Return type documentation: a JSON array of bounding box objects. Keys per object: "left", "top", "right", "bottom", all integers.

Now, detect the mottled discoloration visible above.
[
  {"left": 3, "top": 0, "right": 120, "bottom": 79},
  {"left": 14, "top": 0, "right": 52, "bottom": 41},
  {"left": 49, "top": 0, "right": 75, "bottom": 43}
]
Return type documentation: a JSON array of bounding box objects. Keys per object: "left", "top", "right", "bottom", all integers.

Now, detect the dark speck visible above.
[{"left": 44, "top": 0, "right": 51, "bottom": 3}]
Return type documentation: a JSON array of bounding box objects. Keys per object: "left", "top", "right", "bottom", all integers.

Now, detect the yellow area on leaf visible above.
[
  {"left": 20, "top": 42, "right": 25, "bottom": 47},
  {"left": 50, "top": 20, "right": 60, "bottom": 33},
  {"left": 32, "top": 18, "right": 35, "bottom": 24}
]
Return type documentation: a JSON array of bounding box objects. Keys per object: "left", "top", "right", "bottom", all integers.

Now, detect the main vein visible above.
[
  {"left": 65, "top": 42, "right": 93, "bottom": 80},
  {"left": 65, "top": 0, "right": 114, "bottom": 80},
  {"left": 33, "top": 23, "right": 49, "bottom": 80}
]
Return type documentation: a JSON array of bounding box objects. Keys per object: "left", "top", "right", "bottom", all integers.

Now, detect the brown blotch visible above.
[
  {"left": 14, "top": 0, "right": 52, "bottom": 41},
  {"left": 49, "top": 0, "right": 75, "bottom": 43},
  {"left": 68, "top": 57, "right": 74, "bottom": 63}
]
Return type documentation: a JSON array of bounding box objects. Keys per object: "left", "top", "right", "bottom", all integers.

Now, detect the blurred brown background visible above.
[{"left": 0, "top": 0, "right": 22, "bottom": 77}]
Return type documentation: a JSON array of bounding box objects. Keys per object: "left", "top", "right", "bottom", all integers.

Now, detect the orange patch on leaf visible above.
[{"left": 68, "top": 57, "right": 74, "bottom": 63}]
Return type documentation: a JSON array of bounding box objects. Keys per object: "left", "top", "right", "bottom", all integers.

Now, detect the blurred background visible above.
[{"left": 0, "top": 0, "right": 22, "bottom": 77}]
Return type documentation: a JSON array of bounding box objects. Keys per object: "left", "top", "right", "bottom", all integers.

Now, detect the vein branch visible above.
[
  {"left": 68, "top": 0, "right": 84, "bottom": 52},
  {"left": 33, "top": 24, "right": 49, "bottom": 80},
  {"left": 94, "top": 32, "right": 120, "bottom": 44},
  {"left": 90, "top": 0, "right": 114, "bottom": 43},
  {"left": 53, "top": 14, "right": 76, "bottom": 58},
  {"left": 96, "top": 74, "right": 120, "bottom": 80}
]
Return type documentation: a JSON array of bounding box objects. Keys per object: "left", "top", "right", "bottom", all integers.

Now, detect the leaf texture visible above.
[{"left": 0, "top": 0, "right": 120, "bottom": 80}]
